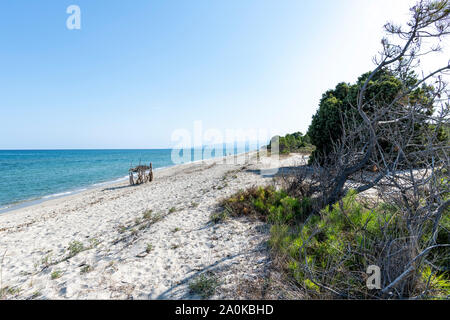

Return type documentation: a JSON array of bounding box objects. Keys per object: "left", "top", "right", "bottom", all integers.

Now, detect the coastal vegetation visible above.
[
  {"left": 1, "top": 0, "right": 448, "bottom": 303},
  {"left": 146, "top": 243, "right": 153, "bottom": 253},
  {"left": 67, "top": 241, "right": 84, "bottom": 258},
  {"left": 222, "top": 188, "right": 449, "bottom": 299},
  {"left": 306, "top": 69, "right": 449, "bottom": 165},
  {"left": 188, "top": 272, "right": 220, "bottom": 299},
  {"left": 267, "top": 132, "right": 314, "bottom": 155},
  {"left": 0, "top": 286, "right": 20, "bottom": 298},
  {"left": 209, "top": 210, "right": 229, "bottom": 224}
]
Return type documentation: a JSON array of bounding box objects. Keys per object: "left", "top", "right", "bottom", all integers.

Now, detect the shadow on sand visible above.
[
  {"left": 245, "top": 165, "right": 314, "bottom": 178},
  {"left": 102, "top": 184, "right": 139, "bottom": 192}
]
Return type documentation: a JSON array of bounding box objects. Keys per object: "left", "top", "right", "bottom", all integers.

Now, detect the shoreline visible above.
[
  {"left": 0, "top": 151, "right": 304, "bottom": 299},
  {"left": 0, "top": 150, "right": 259, "bottom": 216}
]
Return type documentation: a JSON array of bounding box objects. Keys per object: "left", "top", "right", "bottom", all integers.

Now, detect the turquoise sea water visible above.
[{"left": 0, "top": 147, "right": 252, "bottom": 211}]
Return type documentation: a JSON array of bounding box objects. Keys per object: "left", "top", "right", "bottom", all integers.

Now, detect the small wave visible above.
[
  {"left": 92, "top": 182, "right": 108, "bottom": 187},
  {"left": 111, "top": 175, "right": 129, "bottom": 183},
  {"left": 92, "top": 175, "right": 128, "bottom": 187},
  {"left": 42, "top": 191, "right": 73, "bottom": 199},
  {"left": 42, "top": 187, "right": 86, "bottom": 199},
  {"left": 0, "top": 204, "right": 12, "bottom": 211}
]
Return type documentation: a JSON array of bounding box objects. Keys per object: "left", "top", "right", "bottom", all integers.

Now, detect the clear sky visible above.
[{"left": 1, "top": 0, "right": 445, "bottom": 149}]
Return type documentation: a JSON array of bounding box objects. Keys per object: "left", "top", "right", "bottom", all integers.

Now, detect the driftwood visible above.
[{"left": 129, "top": 162, "right": 153, "bottom": 185}]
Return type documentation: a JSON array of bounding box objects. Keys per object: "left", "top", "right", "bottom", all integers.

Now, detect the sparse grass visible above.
[
  {"left": 169, "top": 207, "right": 177, "bottom": 213},
  {"left": 0, "top": 286, "right": 21, "bottom": 298},
  {"left": 143, "top": 209, "right": 153, "bottom": 220},
  {"left": 172, "top": 227, "right": 181, "bottom": 233},
  {"left": 152, "top": 212, "right": 163, "bottom": 223},
  {"left": 210, "top": 210, "right": 229, "bottom": 224},
  {"left": 222, "top": 169, "right": 240, "bottom": 182},
  {"left": 142, "top": 210, "right": 162, "bottom": 224},
  {"left": 80, "top": 265, "right": 93, "bottom": 274},
  {"left": 67, "top": 241, "right": 84, "bottom": 258},
  {"left": 189, "top": 273, "right": 220, "bottom": 299},
  {"left": 217, "top": 183, "right": 228, "bottom": 190},
  {"left": 51, "top": 270, "right": 63, "bottom": 280},
  {"left": 31, "top": 291, "right": 42, "bottom": 299},
  {"left": 191, "top": 202, "right": 199, "bottom": 208},
  {"left": 113, "top": 210, "right": 166, "bottom": 246},
  {"left": 146, "top": 243, "right": 153, "bottom": 253},
  {"left": 139, "top": 224, "right": 147, "bottom": 230},
  {"left": 89, "top": 238, "right": 100, "bottom": 248},
  {"left": 41, "top": 254, "right": 53, "bottom": 268}
]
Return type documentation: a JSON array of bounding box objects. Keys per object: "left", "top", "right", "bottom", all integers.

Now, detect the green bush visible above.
[
  {"left": 306, "top": 69, "right": 443, "bottom": 164},
  {"left": 220, "top": 186, "right": 311, "bottom": 224},
  {"left": 268, "top": 190, "right": 449, "bottom": 299},
  {"left": 220, "top": 185, "right": 449, "bottom": 299},
  {"left": 189, "top": 273, "right": 220, "bottom": 299},
  {"left": 267, "top": 132, "right": 314, "bottom": 155}
]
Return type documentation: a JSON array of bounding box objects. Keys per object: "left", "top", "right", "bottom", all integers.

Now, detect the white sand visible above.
[{"left": 0, "top": 152, "right": 305, "bottom": 299}]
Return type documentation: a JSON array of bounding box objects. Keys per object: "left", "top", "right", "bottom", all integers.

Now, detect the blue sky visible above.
[{"left": 0, "top": 0, "right": 436, "bottom": 149}]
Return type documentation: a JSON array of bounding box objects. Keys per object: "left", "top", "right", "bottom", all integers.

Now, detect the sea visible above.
[{"left": 0, "top": 146, "right": 255, "bottom": 213}]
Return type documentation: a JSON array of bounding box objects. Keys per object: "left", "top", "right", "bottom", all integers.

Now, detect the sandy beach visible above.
[{"left": 0, "top": 152, "right": 305, "bottom": 299}]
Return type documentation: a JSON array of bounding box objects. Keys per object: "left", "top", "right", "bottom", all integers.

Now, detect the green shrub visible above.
[
  {"left": 269, "top": 190, "right": 449, "bottom": 299},
  {"left": 307, "top": 70, "right": 446, "bottom": 164},
  {"left": 188, "top": 273, "right": 220, "bottom": 299},
  {"left": 220, "top": 186, "right": 311, "bottom": 224},
  {"left": 267, "top": 132, "right": 314, "bottom": 155},
  {"left": 220, "top": 185, "right": 449, "bottom": 299}
]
